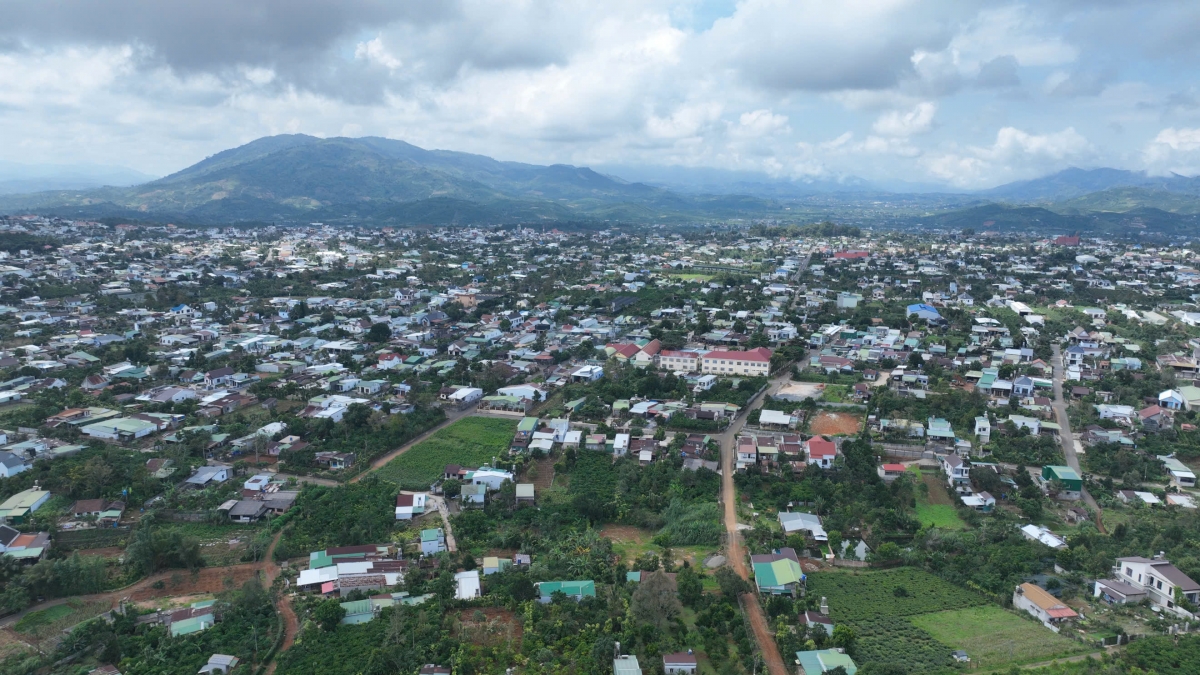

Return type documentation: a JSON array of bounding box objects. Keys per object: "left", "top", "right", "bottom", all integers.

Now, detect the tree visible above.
[
  {"left": 442, "top": 478, "right": 462, "bottom": 500},
  {"left": 676, "top": 565, "right": 703, "bottom": 607},
  {"left": 831, "top": 625, "right": 858, "bottom": 656},
  {"left": 314, "top": 598, "right": 346, "bottom": 631},
  {"left": 366, "top": 323, "right": 392, "bottom": 343},
  {"left": 715, "top": 566, "right": 750, "bottom": 598},
  {"left": 631, "top": 569, "right": 683, "bottom": 631}
]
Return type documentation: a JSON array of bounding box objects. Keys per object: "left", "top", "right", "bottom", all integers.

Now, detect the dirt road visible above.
[
  {"left": 719, "top": 374, "right": 791, "bottom": 675},
  {"left": 1050, "top": 345, "right": 1105, "bottom": 532}
]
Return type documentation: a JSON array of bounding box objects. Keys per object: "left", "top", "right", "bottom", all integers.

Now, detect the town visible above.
[{"left": 0, "top": 216, "right": 1198, "bottom": 675}]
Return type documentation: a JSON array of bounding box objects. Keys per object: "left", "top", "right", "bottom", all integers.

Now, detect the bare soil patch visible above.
[
  {"left": 451, "top": 607, "right": 523, "bottom": 648},
  {"left": 75, "top": 546, "right": 125, "bottom": 558},
  {"left": 129, "top": 566, "right": 262, "bottom": 601},
  {"left": 525, "top": 457, "right": 556, "bottom": 492},
  {"left": 599, "top": 524, "right": 650, "bottom": 544},
  {"left": 809, "top": 411, "right": 862, "bottom": 435}
]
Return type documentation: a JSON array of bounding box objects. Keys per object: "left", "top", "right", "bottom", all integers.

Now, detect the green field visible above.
[
  {"left": 669, "top": 273, "right": 714, "bottom": 282},
  {"left": 807, "top": 568, "right": 986, "bottom": 621},
  {"left": 375, "top": 417, "right": 518, "bottom": 489},
  {"left": 852, "top": 615, "right": 956, "bottom": 673},
  {"left": 915, "top": 503, "right": 967, "bottom": 529},
  {"left": 911, "top": 606, "right": 1091, "bottom": 668}
]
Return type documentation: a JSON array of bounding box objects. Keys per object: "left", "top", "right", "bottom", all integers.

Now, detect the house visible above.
[
  {"left": 460, "top": 483, "right": 486, "bottom": 506},
  {"left": 778, "top": 511, "right": 827, "bottom": 540},
  {"left": 0, "top": 451, "right": 29, "bottom": 478},
  {"left": 1159, "top": 389, "right": 1185, "bottom": 410},
  {"left": 536, "top": 580, "right": 596, "bottom": 602},
  {"left": 1041, "top": 465, "right": 1082, "bottom": 500},
  {"left": 1020, "top": 524, "right": 1067, "bottom": 549},
  {"left": 1108, "top": 556, "right": 1200, "bottom": 617},
  {"left": 759, "top": 409, "right": 796, "bottom": 429},
  {"left": 515, "top": 483, "right": 535, "bottom": 504},
  {"left": 974, "top": 416, "right": 991, "bottom": 443},
  {"left": 961, "top": 491, "right": 995, "bottom": 512},
  {"left": 243, "top": 474, "right": 271, "bottom": 492},
  {"left": 1093, "top": 578, "right": 1147, "bottom": 606},
  {"left": 801, "top": 610, "right": 835, "bottom": 636},
  {"left": 455, "top": 570, "right": 481, "bottom": 600},
  {"left": 662, "top": 652, "right": 698, "bottom": 675},
  {"left": 877, "top": 463, "right": 907, "bottom": 483},
  {"left": 1117, "top": 490, "right": 1161, "bottom": 506},
  {"left": 795, "top": 649, "right": 858, "bottom": 675},
  {"left": 805, "top": 436, "right": 837, "bottom": 469},
  {"left": 940, "top": 454, "right": 970, "bottom": 486},
  {"left": 204, "top": 366, "right": 235, "bottom": 388},
  {"left": 197, "top": 655, "right": 238, "bottom": 675},
  {"left": 482, "top": 556, "right": 513, "bottom": 575},
  {"left": 496, "top": 383, "right": 548, "bottom": 402},
  {"left": 751, "top": 552, "right": 804, "bottom": 595},
  {"left": 420, "top": 528, "right": 446, "bottom": 555},
  {"left": 614, "top": 655, "right": 642, "bottom": 675},
  {"left": 699, "top": 347, "right": 773, "bottom": 377},
  {"left": 1158, "top": 455, "right": 1196, "bottom": 489},
  {"left": 225, "top": 500, "right": 269, "bottom": 523},
  {"left": 186, "top": 465, "right": 231, "bottom": 487},
  {"left": 0, "top": 488, "right": 51, "bottom": 524},
  {"left": 70, "top": 499, "right": 125, "bottom": 519},
  {"left": 1140, "top": 405, "right": 1170, "bottom": 432},
  {"left": 1012, "top": 583, "right": 1077, "bottom": 628},
  {"left": 466, "top": 467, "right": 514, "bottom": 490},
  {"left": 0, "top": 526, "right": 50, "bottom": 562},
  {"left": 657, "top": 350, "right": 699, "bottom": 373},
  {"left": 395, "top": 492, "right": 428, "bottom": 520}
]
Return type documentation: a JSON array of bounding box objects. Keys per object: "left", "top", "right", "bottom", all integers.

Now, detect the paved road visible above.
[
  {"left": 1050, "top": 344, "right": 1105, "bottom": 531},
  {"left": 719, "top": 372, "right": 793, "bottom": 675}
]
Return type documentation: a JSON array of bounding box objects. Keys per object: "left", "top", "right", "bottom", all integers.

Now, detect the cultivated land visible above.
[
  {"left": 915, "top": 470, "right": 967, "bottom": 529},
  {"left": 374, "top": 416, "right": 518, "bottom": 489}
]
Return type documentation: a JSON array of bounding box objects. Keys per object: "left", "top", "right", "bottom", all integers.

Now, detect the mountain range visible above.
[{"left": 1, "top": 135, "right": 1199, "bottom": 233}]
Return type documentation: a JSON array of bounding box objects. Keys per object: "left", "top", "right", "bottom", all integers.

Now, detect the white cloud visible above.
[
  {"left": 872, "top": 102, "right": 937, "bottom": 137},
  {"left": 354, "top": 37, "right": 402, "bottom": 70},
  {"left": 1143, "top": 127, "right": 1200, "bottom": 175},
  {"left": 923, "top": 126, "right": 1092, "bottom": 186}
]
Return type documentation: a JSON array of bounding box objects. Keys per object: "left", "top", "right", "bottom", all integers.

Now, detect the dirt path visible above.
[
  {"left": 719, "top": 374, "right": 790, "bottom": 675},
  {"left": 350, "top": 403, "right": 478, "bottom": 483}
]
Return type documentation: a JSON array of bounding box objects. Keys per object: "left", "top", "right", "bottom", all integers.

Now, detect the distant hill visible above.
[
  {"left": 0, "top": 135, "right": 785, "bottom": 224},
  {"left": 982, "top": 167, "right": 1200, "bottom": 202}
]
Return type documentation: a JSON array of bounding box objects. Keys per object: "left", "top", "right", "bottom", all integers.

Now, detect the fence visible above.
[
  {"left": 831, "top": 558, "right": 870, "bottom": 568},
  {"left": 878, "top": 444, "right": 932, "bottom": 460},
  {"left": 157, "top": 509, "right": 214, "bottom": 523}
]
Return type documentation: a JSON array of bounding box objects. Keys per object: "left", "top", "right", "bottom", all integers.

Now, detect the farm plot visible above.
[
  {"left": 851, "top": 616, "right": 955, "bottom": 673},
  {"left": 806, "top": 568, "right": 985, "bottom": 621},
  {"left": 911, "top": 606, "right": 1090, "bottom": 668},
  {"left": 376, "top": 417, "right": 517, "bottom": 490}
]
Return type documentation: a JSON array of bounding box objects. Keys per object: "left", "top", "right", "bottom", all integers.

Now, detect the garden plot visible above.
[{"left": 807, "top": 568, "right": 985, "bottom": 621}]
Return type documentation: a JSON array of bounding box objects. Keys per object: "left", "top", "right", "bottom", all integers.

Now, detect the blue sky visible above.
[{"left": 2, "top": 0, "right": 1200, "bottom": 189}]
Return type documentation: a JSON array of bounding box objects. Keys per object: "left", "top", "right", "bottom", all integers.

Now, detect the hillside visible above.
[{"left": 0, "top": 135, "right": 782, "bottom": 225}]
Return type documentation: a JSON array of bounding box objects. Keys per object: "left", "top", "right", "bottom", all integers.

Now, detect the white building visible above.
[
  {"left": 1109, "top": 556, "right": 1200, "bottom": 617},
  {"left": 699, "top": 348, "right": 772, "bottom": 377}
]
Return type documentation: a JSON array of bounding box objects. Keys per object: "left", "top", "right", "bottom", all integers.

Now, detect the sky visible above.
[{"left": 3, "top": 0, "right": 1200, "bottom": 189}]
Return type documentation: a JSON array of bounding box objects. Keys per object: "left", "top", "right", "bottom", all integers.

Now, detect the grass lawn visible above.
[
  {"left": 669, "top": 273, "right": 714, "bottom": 282},
  {"left": 913, "top": 468, "right": 967, "bottom": 530},
  {"left": 911, "top": 605, "right": 1091, "bottom": 668},
  {"left": 376, "top": 417, "right": 517, "bottom": 489},
  {"left": 915, "top": 503, "right": 967, "bottom": 529}
]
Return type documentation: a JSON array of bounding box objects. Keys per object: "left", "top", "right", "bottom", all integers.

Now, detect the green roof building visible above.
[
  {"left": 1042, "top": 465, "right": 1082, "bottom": 492},
  {"left": 537, "top": 580, "right": 596, "bottom": 602},
  {"left": 796, "top": 649, "right": 857, "bottom": 675}
]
